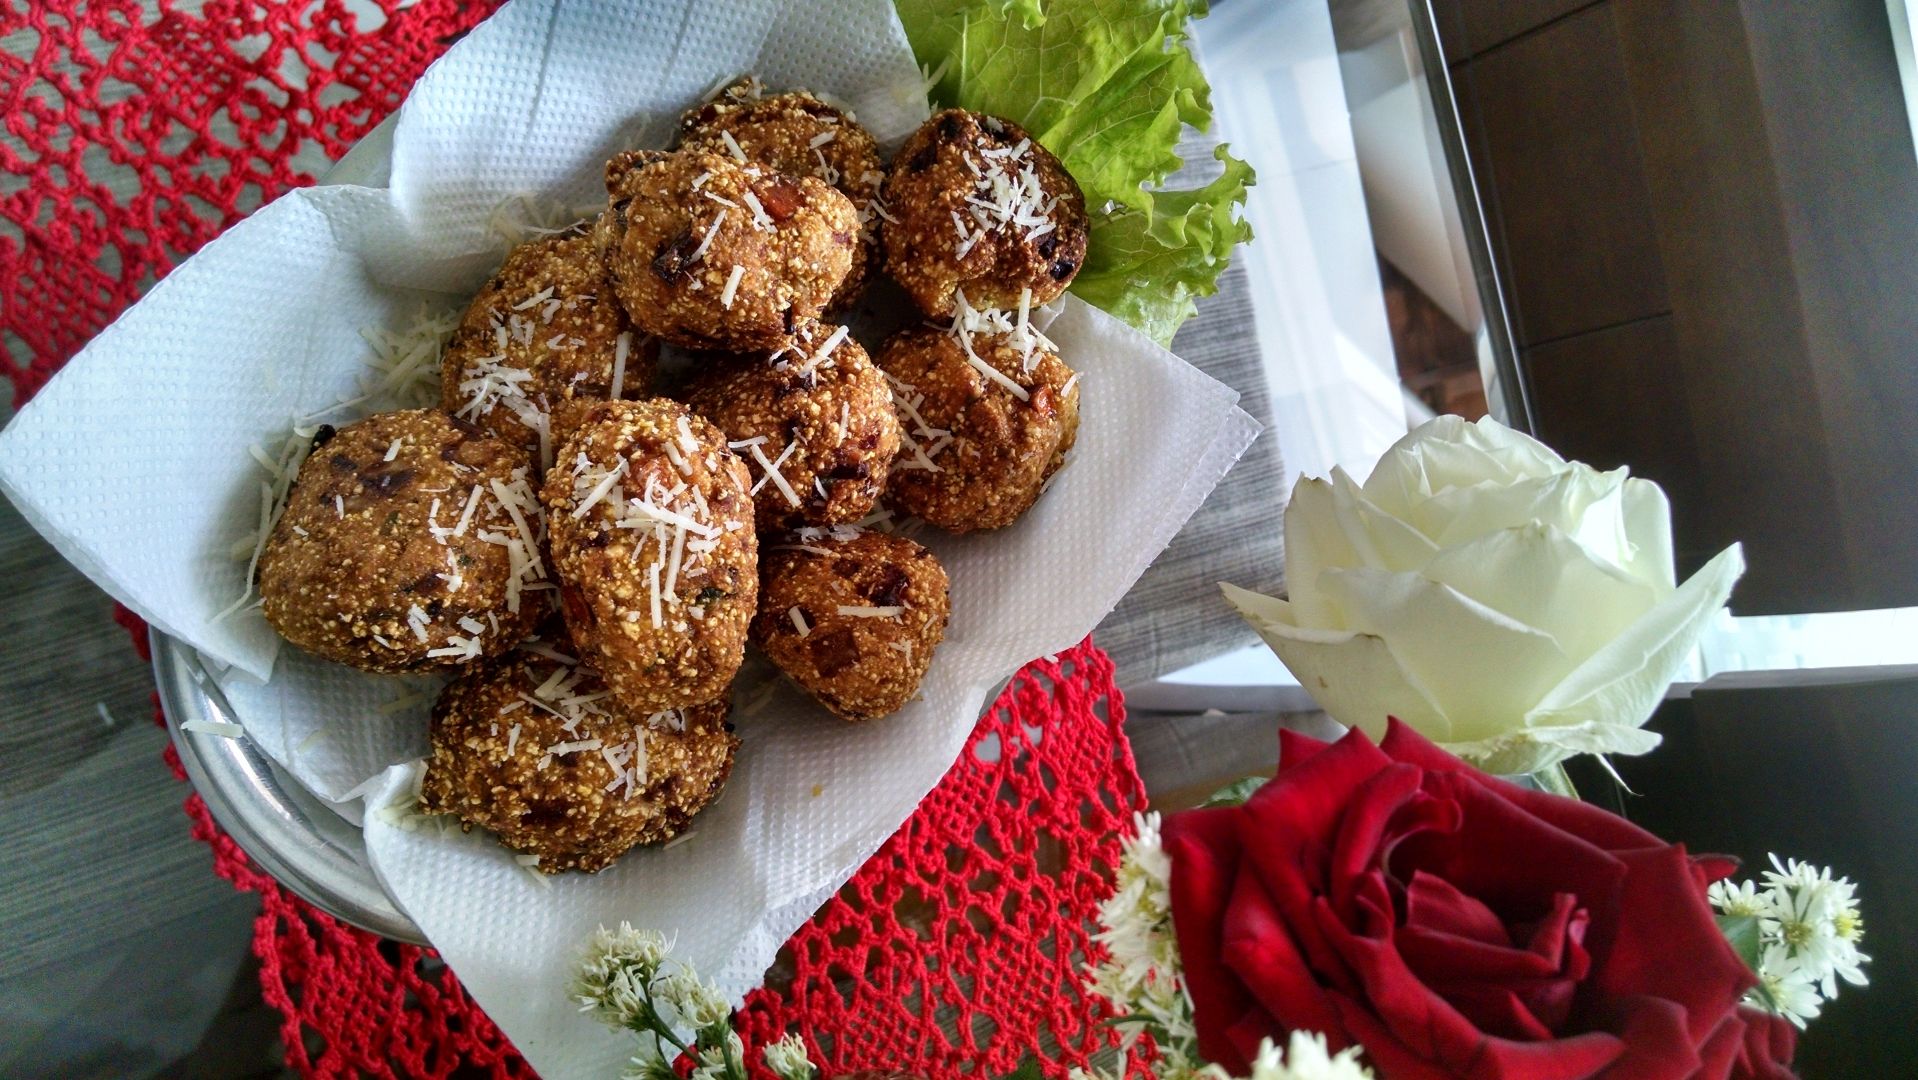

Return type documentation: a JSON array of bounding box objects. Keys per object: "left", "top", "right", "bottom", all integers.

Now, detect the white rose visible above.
[{"left": 1224, "top": 416, "right": 1743, "bottom": 776}]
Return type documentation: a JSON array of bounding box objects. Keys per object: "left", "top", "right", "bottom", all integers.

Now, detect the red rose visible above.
[{"left": 1162, "top": 720, "right": 1791, "bottom": 1079}]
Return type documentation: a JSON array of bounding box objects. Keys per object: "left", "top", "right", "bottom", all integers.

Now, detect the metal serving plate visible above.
[{"left": 153, "top": 629, "right": 426, "bottom": 943}]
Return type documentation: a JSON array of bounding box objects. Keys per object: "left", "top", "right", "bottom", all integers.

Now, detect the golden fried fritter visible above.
[
  {"left": 682, "top": 319, "right": 900, "bottom": 533},
  {"left": 259, "top": 409, "right": 549, "bottom": 673},
  {"left": 877, "top": 324, "right": 1079, "bottom": 532},
  {"left": 541, "top": 399, "right": 758, "bottom": 712},
  {"left": 440, "top": 232, "right": 657, "bottom": 466},
  {"left": 882, "top": 109, "right": 1089, "bottom": 318},
  {"left": 752, "top": 528, "right": 950, "bottom": 722},
  {"left": 678, "top": 77, "right": 887, "bottom": 310},
  {"left": 598, "top": 150, "right": 857, "bottom": 351},
  {"left": 420, "top": 644, "right": 737, "bottom": 872}
]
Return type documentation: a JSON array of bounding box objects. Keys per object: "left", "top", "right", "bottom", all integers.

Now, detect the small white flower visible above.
[
  {"left": 1244, "top": 1033, "right": 1375, "bottom": 1080},
  {"left": 1708, "top": 878, "right": 1767, "bottom": 918},
  {"left": 576, "top": 922, "right": 671, "bottom": 1026},
  {"left": 655, "top": 969, "right": 731, "bottom": 1030},
  {"left": 761, "top": 1033, "right": 816, "bottom": 1080},
  {"left": 1757, "top": 855, "right": 1871, "bottom": 998},
  {"left": 621, "top": 1054, "right": 680, "bottom": 1080},
  {"left": 1753, "top": 945, "right": 1823, "bottom": 1029},
  {"left": 690, "top": 1029, "right": 746, "bottom": 1080}
]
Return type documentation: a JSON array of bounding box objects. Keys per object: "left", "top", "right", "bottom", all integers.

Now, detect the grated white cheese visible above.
[
  {"left": 571, "top": 467, "right": 624, "bottom": 519},
  {"left": 740, "top": 190, "right": 774, "bottom": 231},
  {"left": 965, "top": 350, "right": 1031, "bottom": 401},
  {"left": 689, "top": 207, "right": 727, "bottom": 263},
  {"left": 609, "top": 331, "right": 632, "bottom": 399},
  {"left": 383, "top": 438, "right": 403, "bottom": 462},
  {"left": 789, "top": 606, "right": 811, "bottom": 637},
  {"left": 719, "top": 264, "right": 746, "bottom": 309},
  {"left": 719, "top": 129, "right": 747, "bottom": 162},
  {"left": 837, "top": 605, "right": 905, "bottom": 618},
  {"left": 748, "top": 439, "right": 802, "bottom": 507},
  {"left": 454, "top": 485, "right": 484, "bottom": 536}
]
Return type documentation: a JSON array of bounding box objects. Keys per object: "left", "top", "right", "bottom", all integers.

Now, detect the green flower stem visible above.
[{"left": 1533, "top": 762, "right": 1580, "bottom": 801}]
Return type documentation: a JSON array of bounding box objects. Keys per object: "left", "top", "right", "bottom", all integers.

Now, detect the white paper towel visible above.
[{"left": 0, "top": 2, "right": 1262, "bottom": 1077}]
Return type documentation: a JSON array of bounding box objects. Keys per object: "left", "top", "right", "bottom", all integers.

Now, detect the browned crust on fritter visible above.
[
  {"left": 682, "top": 320, "right": 901, "bottom": 533},
  {"left": 598, "top": 150, "right": 857, "bottom": 351},
  {"left": 259, "top": 409, "right": 547, "bottom": 673},
  {"left": 439, "top": 232, "right": 658, "bottom": 459},
  {"left": 876, "top": 326, "right": 1079, "bottom": 532},
  {"left": 881, "top": 109, "right": 1089, "bottom": 318},
  {"left": 419, "top": 647, "right": 737, "bottom": 872},
  {"left": 540, "top": 399, "right": 758, "bottom": 712},
  {"left": 678, "top": 79, "right": 886, "bottom": 310},
  {"left": 751, "top": 529, "right": 950, "bottom": 722}
]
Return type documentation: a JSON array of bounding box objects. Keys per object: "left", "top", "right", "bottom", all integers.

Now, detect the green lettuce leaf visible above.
[{"left": 894, "top": 0, "right": 1254, "bottom": 346}]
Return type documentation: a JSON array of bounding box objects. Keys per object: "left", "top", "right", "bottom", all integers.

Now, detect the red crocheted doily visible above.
[
  {"left": 119, "top": 609, "right": 1147, "bottom": 1079},
  {"left": 16, "top": 10, "right": 1152, "bottom": 1075}
]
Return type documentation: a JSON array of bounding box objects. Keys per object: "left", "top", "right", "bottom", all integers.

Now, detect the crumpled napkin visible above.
[{"left": 0, "top": 2, "right": 1261, "bottom": 1076}]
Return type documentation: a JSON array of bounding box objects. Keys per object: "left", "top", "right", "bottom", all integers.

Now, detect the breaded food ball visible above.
[
  {"left": 441, "top": 232, "right": 657, "bottom": 466},
  {"left": 259, "top": 410, "right": 549, "bottom": 673},
  {"left": 419, "top": 644, "right": 737, "bottom": 872},
  {"left": 751, "top": 528, "right": 950, "bottom": 722},
  {"left": 877, "top": 324, "right": 1080, "bottom": 532},
  {"left": 678, "top": 77, "right": 887, "bottom": 310},
  {"left": 541, "top": 399, "right": 758, "bottom": 712},
  {"left": 882, "top": 109, "right": 1089, "bottom": 318},
  {"left": 682, "top": 320, "right": 901, "bottom": 533},
  {"left": 598, "top": 149, "right": 857, "bottom": 351}
]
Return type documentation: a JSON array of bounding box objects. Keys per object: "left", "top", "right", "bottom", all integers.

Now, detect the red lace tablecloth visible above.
[{"left": 9, "top": 4, "right": 1150, "bottom": 1077}]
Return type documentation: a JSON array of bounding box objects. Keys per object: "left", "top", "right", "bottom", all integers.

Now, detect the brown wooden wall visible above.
[{"left": 1435, "top": 0, "right": 1918, "bottom": 615}]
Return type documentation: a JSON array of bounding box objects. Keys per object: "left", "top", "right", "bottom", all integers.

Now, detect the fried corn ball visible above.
[
  {"left": 751, "top": 528, "right": 950, "bottom": 722},
  {"left": 877, "top": 324, "right": 1079, "bottom": 532},
  {"left": 881, "top": 109, "right": 1089, "bottom": 318},
  {"left": 440, "top": 232, "right": 657, "bottom": 464},
  {"left": 541, "top": 399, "right": 758, "bottom": 712},
  {"left": 682, "top": 320, "right": 901, "bottom": 533},
  {"left": 678, "top": 77, "right": 887, "bottom": 310},
  {"left": 259, "top": 409, "right": 548, "bottom": 673},
  {"left": 420, "top": 645, "right": 737, "bottom": 872},
  {"left": 598, "top": 149, "right": 857, "bottom": 351}
]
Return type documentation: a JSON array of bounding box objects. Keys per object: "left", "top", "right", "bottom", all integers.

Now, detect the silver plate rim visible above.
[{"left": 152, "top": 628, "right": 427, "bottom": 944}]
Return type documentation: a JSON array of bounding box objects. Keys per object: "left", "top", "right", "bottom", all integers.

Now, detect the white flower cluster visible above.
[
  {"left": 1709, "top": 855, "right": 1870, "bottom": 1028},
  {"left": 1077, "top": 813, "right": 1373, "bottom": 1080},
  {"left": 575, "top": 922, "right": 817, "bottom": 1080}
]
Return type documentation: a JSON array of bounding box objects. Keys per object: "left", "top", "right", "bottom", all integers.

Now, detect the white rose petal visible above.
[{"left": 1226, "top": 415, "right": 1743, "bottom": 775}]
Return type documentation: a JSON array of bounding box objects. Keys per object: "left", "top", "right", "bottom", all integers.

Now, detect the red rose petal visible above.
[
  {"left": 1426, "top": 983, "right": 1558, "bottom": 1042},
  {"left": 1691, "top": 1009, "right": 1745, "bottom": 1080},
  {"left": 1235, "top": 727, "right": 1397, "bottom": 993},
  {"left": 1393, "top": 774, "right": 1630, "bottom": 936},
  {"left": 1404, "top": 870, "right": 1511, "bottom": 946},
  {"left": 1728, "top": 1006, "right": 1797, "bottom": 1080},
  {"left": 1589, "top": 845, "right": 1755, "bottom": 1045},
  {"left": 1279, "top": 727, "right": 1334, "bottom": 773},
  {"left": 1331, "top": 982, "right": 1624, "bottom": 1080},
  {"left": 1309, "top": 892, "right": 1507, "bottom": 1070},
  {"left": 1580, "top": 994, "right": 1704, "bottom": 1080},
  {"left": 1378, "top": 719, "right": 1663, "bottom": 853},
  {"left": 1220, "top": 861, "right": 1348, "bottom": 1043},
  {"left": 1163, "top": 806, "right": 1257, "bottom": 1073}
]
